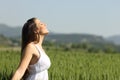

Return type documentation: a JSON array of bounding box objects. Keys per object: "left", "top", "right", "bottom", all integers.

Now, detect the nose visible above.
[{"left": 43, "top": 23, "right": 46, "bottom": 27}]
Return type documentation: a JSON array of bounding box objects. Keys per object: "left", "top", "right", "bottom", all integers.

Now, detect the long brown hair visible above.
[
  {"left": 21, "top": 17, "right": 40, "bottom": 79},
  {"left": 21, "top": 17, "right": 40, "bottom": 55}
]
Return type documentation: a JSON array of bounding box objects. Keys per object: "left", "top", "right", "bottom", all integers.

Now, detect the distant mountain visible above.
[
  {"left": 0, "top": 23, "right": 120, "bottom": 45},
  {"left": 106, "top": 35, "right": 120, "bottom": 45},
  {"left": 0, "top": 34, "right": 13, "bottom": 47},
  {"left": 0, "top": 24, "right": 22, "bottom": 38},
  {"left": 45, "top": 33, "right": 109, "bottom": 44}
]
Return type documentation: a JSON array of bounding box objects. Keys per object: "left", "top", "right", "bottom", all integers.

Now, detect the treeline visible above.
[
  {"left": 43, "top": 41, "right": 120, "bottom": 53},
  {"left": 0, "top": 34, "right": 20, "bottom": 47},
  {"left": 1, "top": 34, "right": 120, "bottom": 53}
]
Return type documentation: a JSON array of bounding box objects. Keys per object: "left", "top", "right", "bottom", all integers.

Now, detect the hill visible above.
[
  {"left": 106, "top": 35, "right": 120, "bottom": 45},
  {"left": 0, "top": 34, "right": 12, "bottom": 47},
  {"left": 0, "top": 24, "right": 21, "bottom": 38},
  {"left": 46, "top": 33, "right": 109, "bottom": 44},
  {"left": 1, "top": 24, "right": 120, "bottom": 52},
  {"left": 0, "top": 23, "right": 120, "bottom": 46}
]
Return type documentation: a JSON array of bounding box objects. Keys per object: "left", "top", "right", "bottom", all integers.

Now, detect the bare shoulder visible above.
[
  {"left": 26, "top": 43, "right": 35, "bottom": 49},
  {"left": 26, "top": 43, "right": 35, "bottom": 50},
  {"left": 23, "top": 43, "right": 36, "bottom": 55}
]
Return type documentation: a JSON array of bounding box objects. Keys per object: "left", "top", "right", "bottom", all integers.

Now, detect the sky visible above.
[{"left": 0, "top": 0, "right": 120, "bottom": 37}]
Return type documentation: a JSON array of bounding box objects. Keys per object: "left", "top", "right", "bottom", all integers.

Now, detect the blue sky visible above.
[{"left": 0, "top": 0, "right": 120, "bottom": 37}]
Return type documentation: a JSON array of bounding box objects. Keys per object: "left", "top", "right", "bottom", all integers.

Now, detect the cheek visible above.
[
  {"left": 41, "top": 26, "right": 46, "bottom": 31},
  {"left": 40, "top": 27, "right": 49, "bottom": 34}
]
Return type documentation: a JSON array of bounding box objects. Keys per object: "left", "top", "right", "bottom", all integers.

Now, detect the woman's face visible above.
[{"left": 35, "top": 19, "right": 49, "bottom": 35}]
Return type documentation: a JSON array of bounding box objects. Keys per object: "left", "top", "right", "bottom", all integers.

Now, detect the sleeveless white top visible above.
[{"left": 26, "top": 44, "right": 51, "bottom": 80}]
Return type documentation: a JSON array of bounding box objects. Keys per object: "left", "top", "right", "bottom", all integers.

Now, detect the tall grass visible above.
[
  {"left": 0, "top": 49, "right": 20, "bottom": 80},
  {"left": 0, "top": 48, "right": 120, "bottom": 80}
]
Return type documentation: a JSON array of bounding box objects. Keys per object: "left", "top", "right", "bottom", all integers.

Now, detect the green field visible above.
[{"left": 0, "top": 48, "right": 120, "bottom": 80}]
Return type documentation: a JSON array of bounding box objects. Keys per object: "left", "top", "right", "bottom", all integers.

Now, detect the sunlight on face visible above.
[{"left": 35, "top": 19, "right": 49, "bottom": 35}]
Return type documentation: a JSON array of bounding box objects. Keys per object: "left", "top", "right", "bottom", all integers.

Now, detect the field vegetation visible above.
[{"left": 0, "top": 45, "right": 120, "bottom": 80}]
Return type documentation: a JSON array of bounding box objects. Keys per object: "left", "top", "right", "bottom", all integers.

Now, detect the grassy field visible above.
[{"left": 0, "top": 47, "right": 120, "bottom": 80}]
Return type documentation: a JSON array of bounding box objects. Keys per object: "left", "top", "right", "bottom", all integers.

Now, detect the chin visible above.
[{"left": 41, "top": 31, "right": 49, "bottom": 35}]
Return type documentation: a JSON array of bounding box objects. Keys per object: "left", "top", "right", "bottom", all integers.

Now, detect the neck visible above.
[{"left": 38, "top": 35, "right": 44, "bottom": 46}]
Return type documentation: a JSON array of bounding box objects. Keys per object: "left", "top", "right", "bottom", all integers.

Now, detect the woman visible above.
[{"left": 12, "top": 17, "right": 51, "bottom": 80}]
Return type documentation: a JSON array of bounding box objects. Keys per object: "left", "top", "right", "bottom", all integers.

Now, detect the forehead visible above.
[{"left": 35, "top": 19, "right": 41, "bottom": 24}]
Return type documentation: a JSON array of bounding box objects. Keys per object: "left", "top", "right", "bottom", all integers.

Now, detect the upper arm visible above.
[
  {"left": 11, "top": 44, "right": 36, "bottom": 80},
  {"left": 17, "top": 44, "right": 34, "bottom": 75}
]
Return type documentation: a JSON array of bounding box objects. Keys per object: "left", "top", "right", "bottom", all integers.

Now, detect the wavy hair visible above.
[
  {"left": 21, "top": 17, "right": 40, "bottom": 79},
  {"left": 21, "top": 17, "right": 40, "bottom": 54}
]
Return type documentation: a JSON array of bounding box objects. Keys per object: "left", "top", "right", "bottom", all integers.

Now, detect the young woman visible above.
[{"left": 12, "top": 18, "right": 51, "bottom": 80}]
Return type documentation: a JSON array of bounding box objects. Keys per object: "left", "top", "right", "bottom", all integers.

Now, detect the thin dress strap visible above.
[
  {"left": 34, "top": 44, "right": 43, "bottom": 56},
  {"left": 28, "top": 44, "right": 42, "bottom": 67}
]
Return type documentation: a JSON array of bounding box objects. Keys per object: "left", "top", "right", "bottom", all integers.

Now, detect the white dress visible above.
[{"left": 26, "top": 44, "right": 51, "bottom": 80}]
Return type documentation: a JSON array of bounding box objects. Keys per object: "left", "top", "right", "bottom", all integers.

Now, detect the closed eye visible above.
[{"left": 41, "top": 23, "right": 43, "bottom": 25}]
